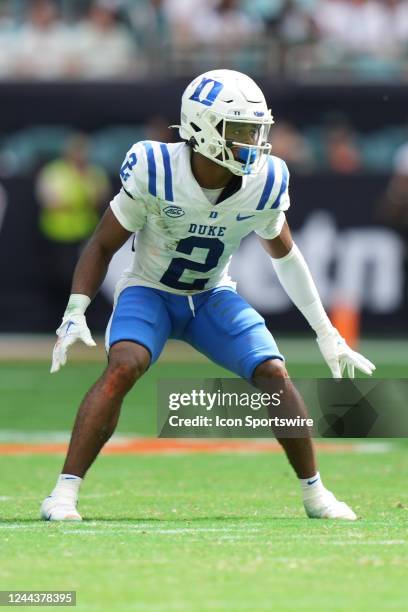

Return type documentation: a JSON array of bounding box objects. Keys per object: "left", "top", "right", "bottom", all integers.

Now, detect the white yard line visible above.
[
  {"left": 0, "top": 431, "right": 138, "bottom": 443},
  {"left": 0, "top": 522, "right": 406, "bottom": 546}
]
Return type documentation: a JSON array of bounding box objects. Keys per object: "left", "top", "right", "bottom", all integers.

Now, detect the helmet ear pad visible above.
[
  {"left": 187, "top": 122, "right": 201, "bottom": 149},
  {"left": 188, "top": 120, "right": 221, "bottom": 155}
]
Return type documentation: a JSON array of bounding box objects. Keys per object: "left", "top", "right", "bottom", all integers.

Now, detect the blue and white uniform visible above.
[{"left": 107, "top": 140, "right": 290, "bottom": 378}]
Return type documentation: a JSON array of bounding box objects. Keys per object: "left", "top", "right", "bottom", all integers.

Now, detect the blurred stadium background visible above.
[{"left": 0, "top": 0, "right": 407, "bottom": 359}]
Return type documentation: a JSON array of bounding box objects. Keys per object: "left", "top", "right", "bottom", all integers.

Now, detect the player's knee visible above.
[
  {"left": 103, "top": 360, "right": 145, "bottom": 398},
  {"left": 103, "top": 347, "right": 149, "bottom": 398},
  {"left": 252, "top": 358, "right": 288, "bottom": 381}
]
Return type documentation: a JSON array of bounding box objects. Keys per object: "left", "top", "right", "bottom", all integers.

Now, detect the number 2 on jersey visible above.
[
  {"left": 160, "top": 236, "right": 225, "bottom": 290},
  {"left": 120, "top": 152, "right": 137, "bottom": 181}
]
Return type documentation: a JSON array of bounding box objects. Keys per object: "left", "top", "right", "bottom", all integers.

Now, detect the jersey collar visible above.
[{"left": 182, "top": 144, "right": 247, "bottom": 208}]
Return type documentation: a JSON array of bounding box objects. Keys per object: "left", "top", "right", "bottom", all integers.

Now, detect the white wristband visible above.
[
  {"left": 271, "top": 243, "right": 333, "bottom": 337},
  {"left": 65, "top": 294, "right": 91, "bottom": 316}
]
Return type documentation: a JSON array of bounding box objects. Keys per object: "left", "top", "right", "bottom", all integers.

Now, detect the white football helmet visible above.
[{"left": 177, "top": 69, "right": 273, "bottom": 176}]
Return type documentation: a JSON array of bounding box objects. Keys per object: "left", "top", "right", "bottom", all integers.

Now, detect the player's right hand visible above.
[{"left": 50, "top": 314, "right": 96, "bottom": 373}]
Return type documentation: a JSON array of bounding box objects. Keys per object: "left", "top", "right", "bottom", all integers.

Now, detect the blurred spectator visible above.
[
  {"left": 270, "top": 121, "right": 315, "bottom": 172},
  {"left": 0, "top": 1, "right": 17, "bottom": 78},
  {"left": 36, "top": 133, "right": 110, "bottom": 296},
  {"left": 313, "top": 0, "right": 408, "bottom": 61},
  {"left": 74, "top": 3, "right": 138, "bottom": 79},
  {"left": 0, "top": 0, "right": 407, "bottom": 81},
  {"left": 325, "top": 122, "right": 361, "bottom": 173},
  {"left": 11, "top": 0, "right": 75, "bottom": 79},
  {"left": 123, "top": 0, "right": 170, "bottom": 52},
  {"left": 278, "top": 0, "right": 317, "bottom": 45},
  {"left": 378, "top": 142, "right": 408, "bottom": 240},
  {"left": 161, "top": 0, "right": 197, "bottom": 47},
  {"left": 166, "top": 0, "right": 263, "bottom": 47},
  {"left": 241, "top": 0, "right": 284, "bottom": 30}
]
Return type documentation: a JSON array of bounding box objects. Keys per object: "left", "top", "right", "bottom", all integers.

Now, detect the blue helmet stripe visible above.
[
  {"left": 256, "top": 157, "right": 275, "bottom": 210},
  {"left": 271, "top": 160, "right": 289, "bottom": 209},
  {"left": 143, "top": 141, "right": 157, "bottom": 197},
  {"left": 160, "top": 143, "right": 174, "bottom": 201}
]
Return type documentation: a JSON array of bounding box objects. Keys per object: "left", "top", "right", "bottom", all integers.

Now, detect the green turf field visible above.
[
  {"left": 0, "top": 339, "right": 407, "bottom": 610},
  {"left": 1, "top": 451, "right": 408, "bottom": 610}
]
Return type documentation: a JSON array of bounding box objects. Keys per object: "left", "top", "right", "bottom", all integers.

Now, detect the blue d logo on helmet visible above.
[
  {"left": 175, "top": 69, "right": 274, "bottom": 176},
  {"left": 189, "top": 78, "right": 224, "bottom": 107}
]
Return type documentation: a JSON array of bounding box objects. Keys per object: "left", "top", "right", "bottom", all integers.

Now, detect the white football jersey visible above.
[{"left": 110, "top": 140, "right": 290, "bottom": 297}]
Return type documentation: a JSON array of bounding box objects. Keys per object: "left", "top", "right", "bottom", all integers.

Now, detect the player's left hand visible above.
[{"left": 317, "top": 328, "right": 376, "bottom": 379}]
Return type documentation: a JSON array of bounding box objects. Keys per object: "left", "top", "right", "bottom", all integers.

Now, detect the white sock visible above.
[
  {"left": 51, "top": 474, "right": 82, "bottom": 501},
  {"left": 299, "top": 472, "right": 327, "bottom": 503}
]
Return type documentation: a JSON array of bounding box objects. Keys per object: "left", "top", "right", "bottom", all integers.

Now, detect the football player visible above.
[{"left": 41, "top": 69, "right": 375, "bottom": 521}]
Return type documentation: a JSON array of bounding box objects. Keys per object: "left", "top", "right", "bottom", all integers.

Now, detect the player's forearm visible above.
[
  {"left": 70, "top": 238, "right": 113, "bottom": 302},
  {"left": 271, "top": 243, "right": 333, "bottom": 336}
]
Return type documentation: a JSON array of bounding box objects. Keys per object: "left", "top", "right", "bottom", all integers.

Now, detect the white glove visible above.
[
  {"left": 317, "top": 328, "right": 376, "bottom": 379},
  {"left": 51, "top": 306, "right": 96, "bottom": 374}
]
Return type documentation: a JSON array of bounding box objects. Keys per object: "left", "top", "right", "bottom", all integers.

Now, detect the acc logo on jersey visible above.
[{"left": 163, "top": 205, "right": 185, "bottom": 218}]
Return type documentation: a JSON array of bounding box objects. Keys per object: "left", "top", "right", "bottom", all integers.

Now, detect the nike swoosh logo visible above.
[
  {"left": 307, "top": 477, "right": 319, "bottom": 486},
  {"left": 236, "top": 213, "right": 255, "bottom": 221},
  {"left": 65, "top": 321, "right": 75, "bottom": 334}
]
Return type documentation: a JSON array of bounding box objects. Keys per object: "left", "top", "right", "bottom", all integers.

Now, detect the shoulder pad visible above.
[
  {"left": 255, "top": 156, "right": 290, "bottom": 212},
  {"left": 120, "top": 140, "right": 175, "bottom": 203}
]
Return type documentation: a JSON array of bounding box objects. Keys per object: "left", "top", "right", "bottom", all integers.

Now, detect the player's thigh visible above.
[
  {"left": 106, "top": 286, "right": 171, "bottom": 366},
  {"left": 186, "top": 287, "right": 284, "bottom": 379}
]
